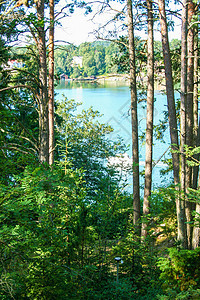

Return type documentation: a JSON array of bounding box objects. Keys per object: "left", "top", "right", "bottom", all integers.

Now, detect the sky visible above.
[
  {"left": 55, "top": 1, "right": 181, "bottom": 46},
  {"left": 55, "top": 8, "right": 98, "bottom": 45},
  {"left": 55, "top": 1, "right": 125, "bottom": 45}
]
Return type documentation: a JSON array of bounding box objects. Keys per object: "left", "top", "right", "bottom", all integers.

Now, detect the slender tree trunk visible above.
[
  {"left": 192, "top": 27, "right": 199, "bottom": 189},
  {"left": 192, "top": 196, "right": 200, "bottom": 249},
  {"left": 186, "top": 0, "right": 194, "bottom": 151},
  {"left": 158, "top": 0, "right": 180, "bottom": 187},
  {"left": 192, "top": 167, "right": 200, "bottom": 249},
  {"left": 192, "top": 16, "right": 200, "bottom": 250},
  {"left": 192, "top": 127, "right": 200, "bottom": 249},
  {"left": 185, "top": 0, "right": 195, "bottom": 249},
  {"left": 180, "top": 0, "right": 188, "bottom": 249},
  {"left": 142, "top": 0, "right": 154, "bottom": 238},
  {"left": 127, "top": 0, "right": 140, "bottom": 235},
  {"left": 36, "top": 0, "right": 49, "bottom": 163},
  {"left": 158, "top": 0, "right": 187, "bottom": 248},
  {"left": 49, "top": 0, "right": 55, "bottom": 165},
  {"left": 180, "top": 0, "right": 187, "bottom": 201}
]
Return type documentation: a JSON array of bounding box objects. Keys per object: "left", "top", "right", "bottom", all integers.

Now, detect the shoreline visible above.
[{"left": 59, "top": 73, "right": 167, "bottom": 92}]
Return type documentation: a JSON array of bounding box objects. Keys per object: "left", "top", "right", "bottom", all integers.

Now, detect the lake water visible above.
[{"left": 56, "top": 81, "right": 174, "bottom": 190}]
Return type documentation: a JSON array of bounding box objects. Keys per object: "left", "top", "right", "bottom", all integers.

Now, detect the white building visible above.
[{"left": 72, "top": 56, "right": 83, "bottom": 67}]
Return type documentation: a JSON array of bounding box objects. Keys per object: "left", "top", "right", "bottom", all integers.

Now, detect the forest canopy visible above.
[{"left": 53, "top": 39, "right": 181, "bottom": 79}]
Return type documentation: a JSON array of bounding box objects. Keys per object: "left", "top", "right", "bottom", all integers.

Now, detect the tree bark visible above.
[
  {"left": 127, "top": 0, "right": 140, "bottom": 235},
  {"left": 36, "top": 0, "right": 49, "bottom": 164},
  {"left": 185, "top": 0, "right": 195, "bottom": 249},
  {"left": 192, "top": 198, "right": 200, "bottom": 249},
  {"left": 191, "top": 9, "right": 200, "bottom": 250},
  {"left": 180, "top": 0, "right": 189, "bottom": 249},
  {"left": 49, "top": 0, "right": 55, "bottom": 165},
  {"left": 180, "top": 0, "right": 187, "bottom": 198},
  {"left": 186, "top": 0, "right": 194, "bottom": 151},
  {"left": 158, "top": 0, "right": 187, "bottom": 248},
  {"left": 192, "top": 27, "right": 199, "bottom": 189},
  {"left": 142, "top": 0, "right": 154, "bottom": 238}
]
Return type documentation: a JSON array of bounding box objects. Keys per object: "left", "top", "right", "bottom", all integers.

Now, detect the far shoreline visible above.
[{"left": 57, "top": 73, "right": 168, "bottom": 92}]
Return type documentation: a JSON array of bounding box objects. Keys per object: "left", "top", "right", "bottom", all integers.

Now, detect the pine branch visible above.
[{"left": 1, "top": 103, "right": 38, "bottom": 144}]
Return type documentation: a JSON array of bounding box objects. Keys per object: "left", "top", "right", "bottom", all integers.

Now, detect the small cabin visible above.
[{"left": 60, "top": 74, "right": 69, "bottom": 81}]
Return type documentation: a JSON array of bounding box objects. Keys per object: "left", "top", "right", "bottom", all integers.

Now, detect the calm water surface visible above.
[{"left": 56, "top": 81, "right": 173, "bottom": 189}]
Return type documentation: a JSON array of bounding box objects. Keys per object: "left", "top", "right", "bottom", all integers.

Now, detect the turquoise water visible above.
[{"left": 56, "top": 81, "right": 173, "bottom": 189}]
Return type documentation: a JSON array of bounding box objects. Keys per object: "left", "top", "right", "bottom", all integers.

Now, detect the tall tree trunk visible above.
[
  {"left": 142, "top": 0, "right": 154, "bottom": 238},
  {"left": 49, "top": 0, "right": 55, "bottom": 165},
  {"left": 192, "top": 195, "right": 200, "bottom": 249},
  {"left": 127, "top": 0, "right": 140, "bottom": 235},
  {"left": 180, "top": 0, "right": 189, "bottom": 248},
  {"left": 192, "top": 14, "right": 200, "bottom": 250},
  {"left": 192, "top": 27, "right": 199, "bottom": 189},
  {"left": 185, "top": 0, "right": 195, "bottom": 249},
  {"left": 158, "top": 0, "right": 187, "bottom": 248},
  {"left": 192, "top": 131, "right": 200, "bottom": 249},
  {"left": 192, "top": 164, "right": 200, "bottom": 249},
  {"left": 36, "top": 0, "right": 49, "bottom": 163}
]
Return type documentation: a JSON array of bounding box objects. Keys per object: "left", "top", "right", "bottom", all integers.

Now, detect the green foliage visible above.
[
  {"left": 1, "top": 1, "right": 196, "bottom": 298},
  {"left": 184, "top": 145, "right": 200, "bottom": 167},
  {"left": 12, "top": 44, "right": 40, "bottom": 83},
  {"left": 0, "top": 1, "right": 20, "bottom": 43},
  {"left": 97, "top": 278, "right": 137, "bottom": 299},
  {"left": 105, "top": 42, "right": 120, "bottom": 74},
  {"left": 56, "top": 98, "right": 128, "bottom": 197},
  {"left": 111, "top": 36, "right": 147, "bottom": 76},
  {"left": 111, "top": 36, "right": 130, "bottom": 73},
  {"left": 157, "top": 288, "right": 200, "bottom": 300},
  {"left": 0, "top": 164, "right": 86, "bottom": 299},
  {"left": 170, "top": 39, "right": 181, "bottom": 86},
  {"left": 54, "top": 41, "right": 117, "bottom": 78},
  {"left": 54, "top": 45, "right": 75, "bottom": 76},
  {"left": 110, "top": 229, "right": 162, "bottom": 299},
  {"left": 0, "top": 37, "right": 42, "bottom": 186},
  {"left": 0, "top": 96, "right": 136, "bottom": 298},
  {"left": 158, "top": 247, "right": 200, "bottom": 296},
  {"left": 0, "top": 85, "right": 39, "bottom": 184},
  {"left": 56, "top": 98, "right": 132, "bottom": 247},
  {"left": 149, "top": 186, "right": 177, "bottom": 241}
]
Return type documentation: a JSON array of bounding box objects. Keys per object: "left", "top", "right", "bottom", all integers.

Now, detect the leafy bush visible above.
[
  {"left": 0, "top": 164, "right": 86, "bottom": 299},
  {"left": 157, "top": 247, "right": 200, "bottom": 297}
]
